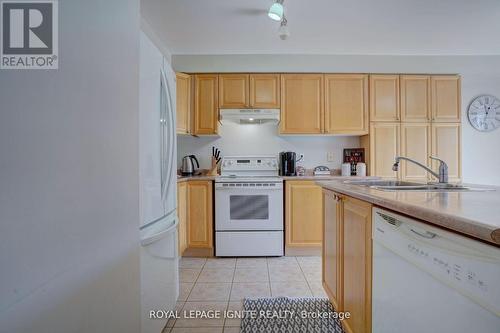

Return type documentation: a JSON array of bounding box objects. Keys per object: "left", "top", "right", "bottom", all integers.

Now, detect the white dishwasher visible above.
[{"left": 372, "top": 208, "right": 500, "bottom": 333}]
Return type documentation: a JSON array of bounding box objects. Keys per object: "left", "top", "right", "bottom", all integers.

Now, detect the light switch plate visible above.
[{"left": 327, "top": 152, "right": 335, "bottom": 162}]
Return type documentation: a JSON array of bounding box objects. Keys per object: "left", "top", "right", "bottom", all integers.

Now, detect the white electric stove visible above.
[{"left": 215, "top": 156, "right": 284, "bottom": 257}]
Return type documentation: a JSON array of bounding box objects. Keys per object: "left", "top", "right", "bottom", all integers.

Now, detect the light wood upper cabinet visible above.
[
  {"left": 370, "top": 75, "right": 400, "bottom": 122},
  {"left": 249, "top": 74, "right": 280, "bottom": 108},
  {"left": 219, "top": 74, "right": 249, "bottom": 108},
  {"left": 176, "top": 73, "right": 191, "bottom": 134},
  {"left": 324, "top": 74, "right": 368, "bottom": 135},
  {"left": 280, "top": 74, "right": 324, "bottom": 134},
  {"left": 400, "top": 75, "right": 430, "bottom": 122},
  {"left": 186, "top": 180, "right": 213, "bottom": 249},
  {"left": 431, "top": 123, "right": 461, "bottom": 182},
  {"left": 177, "top": 181, "right": 188, "bottom": 255},
  {"left": 193, "top": 74, "right": 219, "bottom": 135},
  {"left": 322, "top": 190, "right": 343, "bottom": 311},
  {"left": 342, "top": 196, "right": 372, "bottom": 333},
  {"left": 285, "top": 180, "right": 323, "bottom": 247},
  {"left": 369, "top": 122, "right": 400, "bottom": 179},
  {"left": 431, "top": 75, "right": 461, "bottom": 122},
  {"left": 400, "top": 123, "right": 431, "bottom": 182}
]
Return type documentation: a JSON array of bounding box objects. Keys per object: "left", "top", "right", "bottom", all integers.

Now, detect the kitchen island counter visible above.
[{"left": 317, "top": 180, "right": 500, "bottom": 246}]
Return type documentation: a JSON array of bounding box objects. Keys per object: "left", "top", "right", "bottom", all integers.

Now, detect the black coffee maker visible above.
[{"left": 279, "top": 151, "right": 297, "bottom": 176}]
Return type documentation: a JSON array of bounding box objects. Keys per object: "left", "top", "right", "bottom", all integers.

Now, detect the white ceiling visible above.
[{"left": 141, "top": 0, "right": 500, "bottom": 55}]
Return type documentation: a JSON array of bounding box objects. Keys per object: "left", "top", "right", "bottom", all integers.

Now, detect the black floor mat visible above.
[{"left": 241, "top": 297, "right": 345, "bottom": 333}]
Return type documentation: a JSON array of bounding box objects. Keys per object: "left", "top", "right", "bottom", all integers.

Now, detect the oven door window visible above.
[{"left": 230, "top": 195, "right": 269, "bottom": 220}]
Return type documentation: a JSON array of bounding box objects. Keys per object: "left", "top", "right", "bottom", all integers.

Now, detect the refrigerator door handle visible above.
[
  {"left": 160, "top": 96, "right": 165, "bottom": 202},
  {"left": 160, "top": 68, "right": 175, "bottom": 205},
  {"left": 141, "top": 216, "right": 178, "bottom": 247},
  {"left": 160, "top": 70, "right": 167, "bottom": 203},
  {"left": 159, "top": 70, "right": 168, "bottom": 204}
]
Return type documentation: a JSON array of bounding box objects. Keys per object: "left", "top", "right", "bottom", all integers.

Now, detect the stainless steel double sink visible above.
[{"left": 343, "top": 180, "right": 494, "bottom": 192}]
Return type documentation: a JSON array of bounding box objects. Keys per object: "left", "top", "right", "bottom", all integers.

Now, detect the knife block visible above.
[{"left": 208, "top": 156, "right": 219, "bottom": 176}]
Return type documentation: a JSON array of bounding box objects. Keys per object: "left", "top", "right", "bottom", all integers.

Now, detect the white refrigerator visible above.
[{"left": 139, "top": 31, "right": 179, "bottom": 333}]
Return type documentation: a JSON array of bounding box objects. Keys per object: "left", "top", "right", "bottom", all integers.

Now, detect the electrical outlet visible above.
[
  {"left": 327, "top": 152, "right": 335, "bottom": 162},
  {"left": 298, "top": 153, "right": 305, "bottom": 163}
]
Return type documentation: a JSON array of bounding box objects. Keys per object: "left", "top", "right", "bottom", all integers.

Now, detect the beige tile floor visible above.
[{"left": 163, "top": 256, "right": 326, "bottom": 333}]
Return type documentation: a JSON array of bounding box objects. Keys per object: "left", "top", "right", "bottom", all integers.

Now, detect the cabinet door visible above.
[
  {"left": 370, "top": 75, "right": 400, "bottom": 122},
  {"left": 187, "top": 181, "right": 213, "bottom": 248},
  {"left": 219, "top": 74, "right": 249, "bottom": 108},
  {"left": 431, "top": 75, "right": 461, "bottom": 122},
  {"left": 176, "top": 73, "right": 191, "bottom": 134},
  {"left": 285, "top": 181, "right": 323, "bottom": 247},
  {"left": 177, "top": 181, "right": 188, "bottom": 255},
  {"left": 431, "top": 123, "right": 461, "bottom": 182},
  {"left": 249, "top": 74, "right": 280, "bottom": 108},
  {"left": 280, "top": 74, "right": 324, "bottom": 134},
  {"left": 400, "top": 123, "right": 431, "bottom": 182},
  {"left": 193, "top": 74, "right": 219, "bottom": 135},
  {"left": 322, "top": 190, "right": 343, "bottom": 311},
  {"left": 369, "top": 122, "right": 400, "bottom": 179},
  {"left": 400, "top": 75, "right": 430, "bottom": 122},
  {"left": 342, "top": 196, "right": 372, "bottom": 333},
  {"left": 324, "top": 74, "right": 368, "bottom": 135}
]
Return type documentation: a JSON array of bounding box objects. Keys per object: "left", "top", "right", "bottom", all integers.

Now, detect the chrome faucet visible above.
[{"left": 392, "top": 156, "right": 449, "bottom": 183}]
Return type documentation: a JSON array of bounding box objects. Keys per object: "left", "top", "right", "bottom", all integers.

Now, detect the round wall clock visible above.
[{"left": 467, "top": 95, "right": 500, "bottom": 132}]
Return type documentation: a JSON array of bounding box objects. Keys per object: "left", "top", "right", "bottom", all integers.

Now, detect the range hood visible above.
[{"left": 220, "top": 109, "right": 280, "bottom": 124}]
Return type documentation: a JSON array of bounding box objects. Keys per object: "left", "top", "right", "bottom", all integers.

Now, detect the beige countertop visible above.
[
  {"left": 281, "top": 175, "right": 378, "bottom": 181},
  {"left": 177, "top": 174, "right": 218, "bottom": 182},
  {"left": 316, "top": 180, "right": 500, "bottom": 246},
  {"left": 177, "top": 174, "right": 378, "bottom": 182}
]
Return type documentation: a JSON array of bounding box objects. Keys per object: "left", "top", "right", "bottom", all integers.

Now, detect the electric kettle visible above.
[{"left": 181, "top": 155, "right": 200, "bottom": 176}]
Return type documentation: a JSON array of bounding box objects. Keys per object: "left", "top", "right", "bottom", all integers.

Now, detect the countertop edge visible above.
[{"left": 316, "top": 181, "right": 500, "bottom": 246}]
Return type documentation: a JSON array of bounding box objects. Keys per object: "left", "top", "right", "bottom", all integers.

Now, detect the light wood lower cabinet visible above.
[
  {"left": 323, "top": 191, "right": 373, "bottom": 333},
  {"left": 342, "top": 196, "right": 372, "bottom": 333},
  {"left": 322, "top": 190, "right": 343, "bottom": 310},
  {"left": 186, "top": 180, "right": 213, "bottom": 252},
  {"left": 285, "top": 181, "right": 323, "bottom": 248},
  {"left": 177, "top": 181, "right": 188, "bottom": 255}
]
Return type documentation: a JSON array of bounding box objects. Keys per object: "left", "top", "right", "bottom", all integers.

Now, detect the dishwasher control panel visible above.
[
  {"left": 406, "top": 242, "right": 489, "bottom": 292},
  {"left": 373, "top": 208, "right": 500, "bottom": 317}
]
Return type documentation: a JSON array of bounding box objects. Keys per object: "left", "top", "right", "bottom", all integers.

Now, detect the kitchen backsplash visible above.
[{"left": 177, "top": 122, "right": 360, "bottom": 170}]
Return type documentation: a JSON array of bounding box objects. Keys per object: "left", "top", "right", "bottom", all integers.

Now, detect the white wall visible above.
[
  {"left": 0, "top": 1, "right": 141, "bottom": 332},
  {"left": 178, "top": 123, "right": 358, "bottom": 171},
  {"left": 173, "top": 55, "right": 500, "bottom": 185},
  {"left": 141, "top": 17, "right": 172, "bottom": 63}
]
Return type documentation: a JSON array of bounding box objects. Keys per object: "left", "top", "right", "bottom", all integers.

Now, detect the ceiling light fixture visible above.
[
  {"left": 268, "top": 0, "right": 284, "bottom": 21},
  {"left": 279, "top": 15, "right": 290, "bottom": 40}
]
